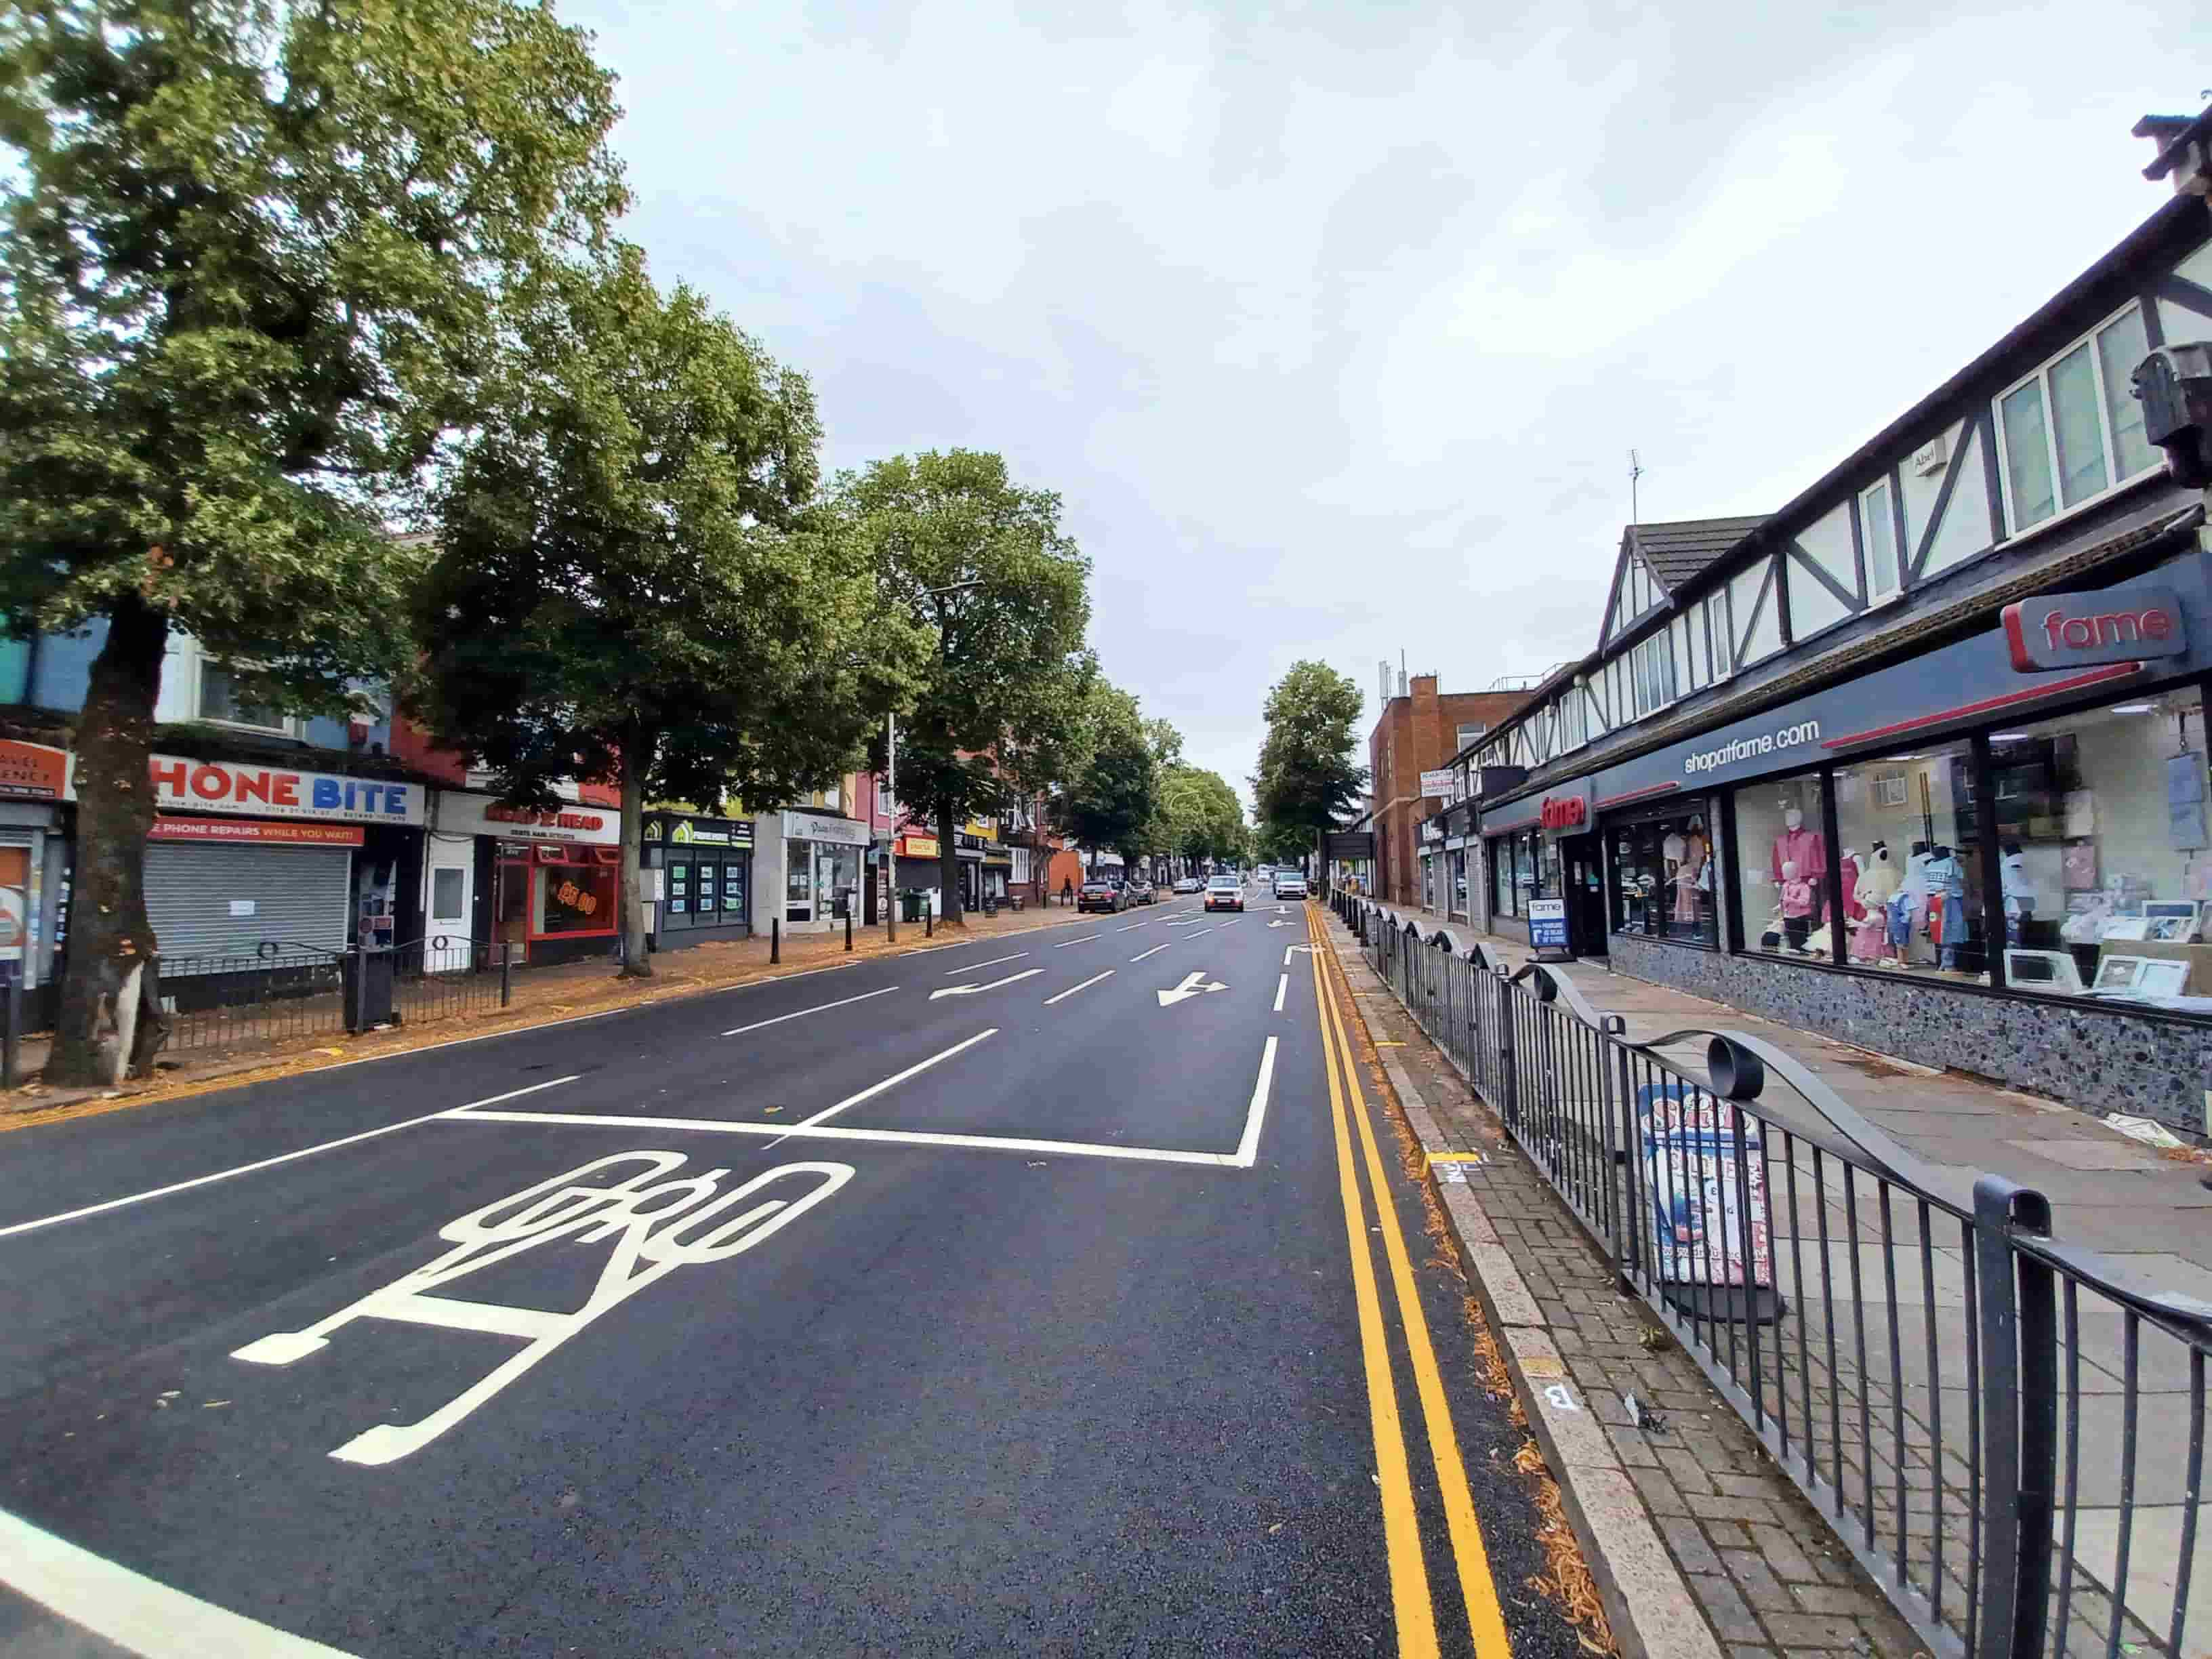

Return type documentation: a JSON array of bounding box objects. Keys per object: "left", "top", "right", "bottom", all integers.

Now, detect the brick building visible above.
[{"left": 1368, "top": 674, "right": 1527, "bottom": 909}]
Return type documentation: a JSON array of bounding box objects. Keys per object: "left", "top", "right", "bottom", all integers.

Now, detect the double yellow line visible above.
[{"left": 1305, "top": 907, "right": 1513, "bottom": 1659}]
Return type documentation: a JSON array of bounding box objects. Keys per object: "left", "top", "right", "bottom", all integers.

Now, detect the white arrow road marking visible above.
[
  {"left": 1044, "top": 969, "right": 1115, "bottom": 1005},
  {"left": 1158, "top": 970, "right": 1229, "bottom": 1008},
  {"left": 944, "top": 952, "right": 1027, "bottom": 975},
  {"left": 1268, "top": 919, "right": 1296, "bottom": 928},
  {"left": 930, "top": 968, "right": 1044, "bottom": 1001},
  {"left": 1281, "top": 944, "right": 1317, "bottom": 966}
]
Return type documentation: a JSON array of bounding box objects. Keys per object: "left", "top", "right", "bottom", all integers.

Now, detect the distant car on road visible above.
[
  {"left": 1204, "top": 874, "right": 1245, "bottom": 914},
  {"left": 1077, "top": 878, "right": 1125, "bottom": 915},
  {"left": 1173, "top": 876, "right": 1202, "bottom": 894},
  {"left": 1273, "top": 872, "right": 1308, "bottom": 900},
  {"left": 1125, "top": 878, "right": 1156, "bottom": 905}
]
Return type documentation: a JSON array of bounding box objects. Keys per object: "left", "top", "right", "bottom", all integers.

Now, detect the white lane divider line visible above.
[
  {"left": 943, "top": 952, "right": 1027, "bottom": 975},
  {"left": 460, "top": 1111, "right": 1247, "bottom": 1168},
  {"left": 1275, "top": 974, "right": 1288, "bottom": 1012},
  {"left": 722, "top": 984, "right": 899, "bottom": 1033},
  {"left": 1235, "top": 1036, "right": 1279, "bottom": 1166},
  {"left": 1115, "top": 921, "right": 1148, "bottom": 931},
  {"left": 1052, "top": 933, "right": 1103, "bottom": 949},
  {"left": 1044, "top": 970, "right": 1115, "bottom": 1006},
  {"left": 783, "top": 1027, "right": 998, "bottom": 1135},
  {"left": 1129, "top": 941, "right": 1174, "bottom": 963},
  {"left": 0, "top": 1505, "right": 360, "bottom": 1657},
  {"left": 0, "top": 1076, "right": 581, "bottom": 1242}
]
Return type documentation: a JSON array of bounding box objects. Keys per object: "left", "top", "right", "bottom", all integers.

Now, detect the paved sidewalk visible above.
[
  {"left": 1, "top": 897, "right": 1110, "bottom": 1130},
  {"left": 1321, "top": 910, "right": 1918, "bottom": 1658}
]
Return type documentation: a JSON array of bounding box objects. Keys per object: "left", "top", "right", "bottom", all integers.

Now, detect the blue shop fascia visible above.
[{"left": 1448, "top": 176, "right": 2212, "bottom": 1131}]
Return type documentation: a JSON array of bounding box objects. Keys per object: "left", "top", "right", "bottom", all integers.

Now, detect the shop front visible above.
[
  {"left": 1418, "top": 815, "right": 1443, "bottom": 912},
  {"left": 0, "top": 739, "right": 72, "bottom": 1015},
  {"left": 430, "top": 791, "right": 620, "bottom": 967},
  {"left": 892, "top": 832, "right": 945, "bottom": 916},
  {"left": 644, "top": 812, "right": 753, "bottom": 949},
  {"left": 1490, "top": 550, "right": 2212, "bottom": 1126},
  {"left": 140, "top": 756, "right": 424, "bottom": 977},
  {"left": 779, "top": 808, "right": 867, "bottom": 933},
  {"left": 1481, "top": 783, "right": 1605, "bottom": 956}
]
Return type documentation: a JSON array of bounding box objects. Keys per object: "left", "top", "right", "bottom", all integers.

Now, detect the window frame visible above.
[
  {"left": 197, "top": 661, "right": 298, "bottom": 737},
  {"left": 1992, "top": 301, "right": 2163, "bottom": 539},
  {"left": 1860, "top": 477, "right": 1902, "bottom": 603}
]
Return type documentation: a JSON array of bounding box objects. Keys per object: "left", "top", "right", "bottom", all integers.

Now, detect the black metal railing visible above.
[
  {"left": 155, "top": 936, "right": 518, "bottom": 1054},
  {"left": 1335, "top": 895, "right": 2212, "bottom": 1659}
]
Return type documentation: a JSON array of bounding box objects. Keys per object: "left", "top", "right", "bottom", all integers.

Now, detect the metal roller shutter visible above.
[{"left": 144, "top": 842, "right": 353, "bottom": 970}]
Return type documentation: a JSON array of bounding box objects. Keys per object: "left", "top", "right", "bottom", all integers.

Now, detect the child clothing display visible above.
[
  {"left": 1921, "top": 847, "right": 1969, "bottom": 969},
  {"left": 1780, "top": 859, "right": 1816, "bottom": 951},
  {"left": 1851, "top": 842, "right": 1900, "bottom": 962},
  {"left": 1771, "top": 811, "right": 1827, "bottom": 922}
]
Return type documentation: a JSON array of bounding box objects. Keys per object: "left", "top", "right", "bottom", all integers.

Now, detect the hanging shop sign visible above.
[
  {"left": 436, "top": 791, "right": 617, "bottom": 845},
  {"left": 0, "top": 740, "right": 68, "bottom": 801},
  {"left": 1418, "top": 769, "right": 1457, "bottom": 798},
  {"left": 149, "top": 816, "right": 365, "bottom": 847},
  {"left": 147, "top": 756, "right": 423, "bottom": 826},
  {"left": 2001, "top": 581, "right": 2187, "bottom": 672},
  {"left": 781, "top": 808, "right": 868, "bottom": 847},
  {"left": 1636, "top": 1083, "right": 1774, "bottom": 1292},
  {"left": 896, "top": 834, "right": 941, "bottom": 859}
]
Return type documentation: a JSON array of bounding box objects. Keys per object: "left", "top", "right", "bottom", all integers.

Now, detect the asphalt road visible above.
[{"left": 0, "top": 890, "right": 1582, "bottom": 1658}]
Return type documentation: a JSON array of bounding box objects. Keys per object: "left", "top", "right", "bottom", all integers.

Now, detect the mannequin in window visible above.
[
  {"left": 2001, "top": 840, "right": 2035, "bottom": 945},
  {"left": 1779, "top": 859, "right": 1816, "bottom": 951},
  {"left": 1838, "top": 846, "right": 1862, "bottom": 923},
  {"left": 1921, "top": 843, "right": 1968, "bottom": 970},
  {"left": 1673, "top": 818, "right": 1708, "bottom": 929},
  {"left": 1771, "top": 803, "right": 1827, "bottom": 923},
  {"left": 1888, "top": 840, "right": 1932, "bottom": 964},
  {"left": 1851, "top": 841, "right": 1899, "bottom": 962}
]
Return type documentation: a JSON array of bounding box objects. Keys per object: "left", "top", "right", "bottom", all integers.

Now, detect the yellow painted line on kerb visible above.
[
  {"left": 1308, "top": 908, "right": 1515, "bottom": 1659},
  {"left": 1307, "top": 914, "right": 1439, "bottom": 1657}
]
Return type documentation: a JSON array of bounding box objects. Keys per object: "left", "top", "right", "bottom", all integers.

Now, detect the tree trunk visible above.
[
  {"left": 616, "top": 733, "right": 652, "bottom": 977},
  {"left": 937, "top": 800, "right": 964, "bottom": 928},
  {"left": 49, "top": 596, "right": 171, "bottom": 1086}
]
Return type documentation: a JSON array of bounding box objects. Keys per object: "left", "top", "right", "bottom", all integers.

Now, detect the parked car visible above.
[
  {"left": 1204, "top": 874, "right": 1245, "bottom": 913},
  {"left": 1173, "top": 876, "right": 1202, "bottom": 894},
  {"left": 1273, "top": 872, "right": 1308, "bottom": 900},
  {"left": 1125, "top": 878, "right": 1155, "bottom": 905},
  {"left": 1077, "top": 878, "right": 1125, "bottom": 914}
]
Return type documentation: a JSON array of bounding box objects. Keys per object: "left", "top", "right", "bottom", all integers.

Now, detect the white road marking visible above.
[
  {"left": 1283, "top": 946, "right": 1292, "bottom": 966},
  {"left": 787, "top": 1027, "right": 998, "bottom": 1132},
  {"left": 928, "top": 968, "right": 1044, "bottom": 1002},
  {"left": 1274, "top": 975, "right": 1288, "bottom": 1012},
  {"left": 0, "top": 1504, "right": 361, "bottom": 1656},
  {"left": 232, "top": 1155, "right": 851, "bottom": 1465},
  {"left": 0, "top": 1076, "right": 581, "bottom": 1241},
  {"left": 1044, "top": 970, "right": 1115, "bottom": 1005},
  {"left": 1115, "top": 921, "right": 1148, "bottom": 932},
  {"left": 1235, "top": 1036, "right": 1279, "bottom": 1165},
  {"left": 459, "top": 1111, "right": 1255, "bottom": 1168},
  {"left": 1157, "top": 971, "right": 1229, "bottom": 1008},
  {"left": 722, "top": 984, "right": 899, "bottom": 1034},
  {"left": 1129, "top": 941, "right": 1173, "bottom": 963},
  {"left": 1052, "top": 933, "right": 1103, "bottom": 949},
  {"left": 943, "top": 952, "right": 1027, "bottom": 975}
]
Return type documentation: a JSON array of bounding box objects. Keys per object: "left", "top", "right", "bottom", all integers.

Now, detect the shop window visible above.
[
  {"left": 1862, "top": 480, "right": 1901, "bottom": 602},
  {"left": 1987, "top": 687, "right": 2206, "bottom": 999},
  {"left": 1996, "top": 306, "right": 2162, "bottom": 534},
  {"left": 539, "top": 857, "right": 617, "bottom": 935},
  {"left": 1733, "top": 774, "right": 1839, "bottom": 961},
  {"left": 1609, "top": 805, "right": 1717, "bottom": 945},
  {"left": 1490, "top": 835, "right": 1516, "bottom": 918},
  {"left": 430, "top": 867, "right": 465, "bottom": 926},
  {"left": 199, "top": 663, "right": 291, "bottom": 733},
  {"left": 1830, "top": 741, "right": 1985, "bottom": 979}
]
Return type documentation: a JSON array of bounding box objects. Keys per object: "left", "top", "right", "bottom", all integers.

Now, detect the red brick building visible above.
[{"left": 1368, "top": 675, "right": 1528, "bottom": 909}]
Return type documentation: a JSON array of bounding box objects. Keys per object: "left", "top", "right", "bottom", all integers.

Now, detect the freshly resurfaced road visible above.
[{"left": 0, "top": 894, "right": 1584, "bottom": 1658}]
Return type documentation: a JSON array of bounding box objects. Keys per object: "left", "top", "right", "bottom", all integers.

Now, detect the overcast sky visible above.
[{"left": 564, "top": 0, "right": 2200, "bottom": 814}]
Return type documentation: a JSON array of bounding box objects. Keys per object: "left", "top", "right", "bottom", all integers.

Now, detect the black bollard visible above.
[
  {"left": 845, "top": 912, "right": 853, "bottom": 952},
  {"left": 771, "top": 916, "right": 781, "bottom": 964}
]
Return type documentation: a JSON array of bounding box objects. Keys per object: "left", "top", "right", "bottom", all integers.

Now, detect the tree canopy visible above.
[
  {"left": 1252, "top": 660, "right": 1368, "bottom": 858},
  {"left": 1057, "top": 682, "right": 1158, "bottom": 869},
  {"left": 407, "top": 245, "right": 924, "bottom": 972},
  {"left": 838, "top": 449, "right": 1092, "bottom": 924},
  {"left": 0, "top": 0, "right": 628, "bottom": 1079}
]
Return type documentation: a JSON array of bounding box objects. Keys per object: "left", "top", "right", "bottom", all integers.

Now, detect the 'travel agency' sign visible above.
[{"left": 2002, "top": 585, "right": 2187, "bottom": 672}]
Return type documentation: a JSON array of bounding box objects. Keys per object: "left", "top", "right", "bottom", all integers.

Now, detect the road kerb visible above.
[{"left": 1318, "top": 918, "right": 1725, "bottom": 1659}]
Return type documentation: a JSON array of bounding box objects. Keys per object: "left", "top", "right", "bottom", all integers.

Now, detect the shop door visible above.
[
  {"left": 426, "top": 855, "right": 473, "bottom": 971},
  {"left": 1560, "top": 835, "right": 1607, "bottom": 958}
]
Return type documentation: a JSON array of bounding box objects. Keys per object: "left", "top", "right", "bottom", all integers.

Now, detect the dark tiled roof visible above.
[{"left": 1629, "top": 516, "right": 1769, "bottom": 592}]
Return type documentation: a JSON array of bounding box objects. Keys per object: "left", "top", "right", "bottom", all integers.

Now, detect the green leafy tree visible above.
[
  {"left": 1252, "top": 661, "right": 1368, "bottom": 873},
  {"left": 406, "top": 246, "right": 925, "bottom": 975},
  {"left": 1156, "top": 762, "right": 1244, "bottom": 878},
  {"left": 0, "top": 0, "right": 626, "bottom": 1081},
  {"left": 839, "top": 450, "right": 1091, "bottom": 926},
  {"left": 1057, "top": 683, "right": 1158, "bottom": 874}
]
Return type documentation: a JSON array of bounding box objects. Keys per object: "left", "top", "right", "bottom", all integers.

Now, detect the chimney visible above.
[
  {"left": 2137, "top": 107, "right": 2212, "bottom": 197},
  {"left": 1410, "top": 674, "right": 1438, "bottom": 703}
]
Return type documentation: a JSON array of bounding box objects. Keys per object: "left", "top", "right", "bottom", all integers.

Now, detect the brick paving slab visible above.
[{"left": 1319, "top": 909, "right": 1919, "bottom": 1659}]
